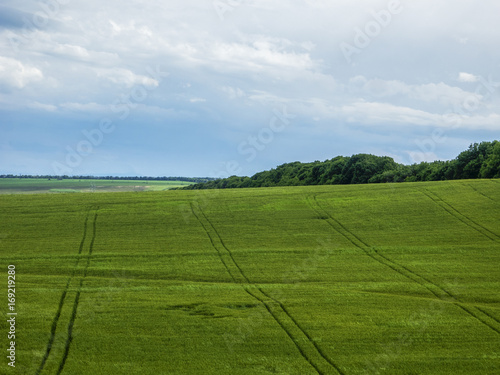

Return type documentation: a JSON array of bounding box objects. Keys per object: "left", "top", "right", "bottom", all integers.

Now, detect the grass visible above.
[
  {"left": 0, "top": 180, "right": 499, "bottom": 374},
  {"left": 0, "top": 178, "right": 193, "bottom": 194}
]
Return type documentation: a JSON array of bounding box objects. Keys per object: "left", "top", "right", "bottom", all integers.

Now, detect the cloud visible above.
[
  {"left": 30, "top": 37, "right": 121, "bottom": 66},
  {"left": 28, "top": 101, "right": 57, "bottom": 112},
  {"left": 458, "top": 72, "right": 479, "bottom": 83},
  {"left": 0, "top": 5, "right": 32, "bottom": 29},
  {"left": 336, "top": 101, "right": 500, "bottom": 131},
  {"left": 348, "top": 76, "right": 411, "bottom": 97},
  {"left": 209, "top": 40, "right": 318, "bottom": 73},
  {"left": 189, "top": 97, "right": 206, "bottom": 103},
  {"left": 58, "top": 101, "right": 192, "bottom": 120},
  {"left": 1, "top": 0, "right": 499, "bottom": 176},
  {"left": 348, "top": 76, "right": 483, "bottom": 108},
  {"left": 247, "top": 90, "right": 292, "bottom": 105},
  {"left": 410, "top": 82, "right": 481, "bottom": 107},
  {"left": 96, "top": 68, "right": 159, "bottom": 88},
  {"left": 0, "top": 56, "right": 43, "bottom": 89},
  {"left": 338, "top": 101, "right": 441, "bottom": 127},
  {"left": 60, "top": 102, "right": 108, "bottom": 112},
  {"left": 222, "top": 86, "right": 245, "bottom": 99}
]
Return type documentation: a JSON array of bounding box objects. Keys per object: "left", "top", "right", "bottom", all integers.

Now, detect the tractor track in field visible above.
[
  {"left": 36, "top": 207, "right": 99, "bottom": 375},
  {"left": 475, "top": 307, "right": 500, "bottom": 326},
  {"left": 464, "top": 182, "right": 496, "bottom": 202},
  {"left": 36, "top": 210, "right": 91, "bottom": 375},
  {"left": 57, "top": 209, "right": 99, "bottom": 375},
  {"left": 197, "top": 206, "right": 252, "bottom": 284},
  {"left": 308, "top": 195, "right": 500, "bottom": 336},
  {"left": 456, "top": 305, "right": 500, "bottom": 335},
  {"left": 190, "top": 203, "right": 344, "bottom": 375},
  {"left": 420, "top": 188, "right": 500, "bottom": 242},
  {"left": 255, "top": 288, "right": 342, "bottom": 373},
  {"left": 189, "top": 206, "right": 238, "bottom": 282},
  {"left": 307, "top": 196, "right": 450, "bottom": 300}
]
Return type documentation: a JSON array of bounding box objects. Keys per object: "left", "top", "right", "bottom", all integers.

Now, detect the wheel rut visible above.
[
  {"left": 464, "top": 182, "right": 496, "bottom": 202},
  {"left": 420, "top": 188, "right": 500, "bottom": 242},
  {"left": 190, "top": 203, "right": 344, "bottom": 375},
  {"left": 308, "top": 195, "right": 500, "bottom": 336},
  {"left": 36, "top": 207, "right": 99, "bottom": 375}
]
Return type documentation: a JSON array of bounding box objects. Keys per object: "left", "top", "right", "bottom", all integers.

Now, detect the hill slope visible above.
[{"left": 1, "top": 180, "right": 499, "bottom": 374}]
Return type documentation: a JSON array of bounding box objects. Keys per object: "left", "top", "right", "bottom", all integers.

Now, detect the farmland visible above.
[
  {"left": 0, "top": 178, "right": 194, "bottom": 194},
  {"left": 0, "top": 180, "right": 499, "bottom": 374}
]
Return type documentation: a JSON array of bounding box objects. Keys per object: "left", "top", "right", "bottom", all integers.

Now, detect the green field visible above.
[
  {"left": 1, "top": 180, "right": 499, "bottom": 374},
  {"left": 0, "top": 179, "right": 194, "bottom": 194}
]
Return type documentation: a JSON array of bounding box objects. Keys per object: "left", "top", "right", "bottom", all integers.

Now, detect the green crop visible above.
[{"left": 0, "top": 180, "right": 498, "bottom": 374}]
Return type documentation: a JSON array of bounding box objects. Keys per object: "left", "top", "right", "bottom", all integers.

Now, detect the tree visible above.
[{"left": 480, "top": 141, "right": 500, "bottom": 178}]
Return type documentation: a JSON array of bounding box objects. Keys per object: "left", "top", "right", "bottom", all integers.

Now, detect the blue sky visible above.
[{"left": 1, "top": 0, "right": 499, "bottom": 177}]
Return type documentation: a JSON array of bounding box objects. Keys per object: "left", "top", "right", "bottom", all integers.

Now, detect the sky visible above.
[{"left": 0, "top": 0, "right": 499, "bottom": 177}]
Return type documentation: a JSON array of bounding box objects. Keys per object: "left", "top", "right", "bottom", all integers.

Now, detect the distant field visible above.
[
  {"left": 0, "top": 178, "right": 193, "bottom": 194},
  {"left": 0, "top": 180, "right": 499, "bottom": 374}
]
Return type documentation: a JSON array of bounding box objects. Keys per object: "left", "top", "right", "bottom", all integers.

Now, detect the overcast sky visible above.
[{"left": 1, "top": 0, "right": 499, "bottom": 177}]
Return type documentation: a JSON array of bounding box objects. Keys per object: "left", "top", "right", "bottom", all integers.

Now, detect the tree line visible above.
[{"left": 183, "top": 141, "right": 500, "bottom": 190}]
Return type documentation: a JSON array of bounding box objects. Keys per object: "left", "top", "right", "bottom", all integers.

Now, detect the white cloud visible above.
[
  {"left": 59, "top": 101, "right": 192, "bottom": 119},
  {"left": 349, "top": 76, "right": 410, "bottom": 98},
  {"left": 336, "top": 101, "right": 500, "bottom": 131},
  {"left": 189, "top": 97, "right": 206, "bottom": 103},
  {"left": 53, "top": 44, "right": 91, "bottom": 59},
  {"left": 339, "top": 101, "right": 440, "bottom": 126},
  {"left": 60, "top": 102, "right": 108, "bottom": 112},
  {"left": 135, "top": 104, "right": 193, "bottom": 118},
  {"left": 0, "top": 56, "right": 43, "bottom": 89},
  {"left": 458, "top": 72, "right": 479, "bottom": 83},
  {"left": 410, "top": 82, "right": 481, "bottom": 107},
  {"left": 449, "top": 113, "right": 500, "bottom": 131},
  {"left": 28, "top": 102, "right": 57, "bottom": 112},
  {"left": 96, "top": 68, "right": 159, "bottom": 88},
  {"left": 109, "top": 20, "right": 123, "bottom": 36},
  {"left": 207, "top": 38, "right": 319, "bottom": 74},
  {"left": 247, "top": 90, "right": 292, "bottom": 105},
  {"left": 348, "top": 76, "right": 482, "bottom": 108},
  {"left": 29, "top": 36, "right": 120, "bottom": 66},
  {"left": 222, "top": 86, "right": 245, "bottom": 99}
]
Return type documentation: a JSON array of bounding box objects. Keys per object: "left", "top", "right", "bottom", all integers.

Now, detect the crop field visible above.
[
  {"left": 0, "top": 180, "right": 499, "bottom": 374},
  {"left": 0, "top": 179, "right": 194, "bottom": 194}
]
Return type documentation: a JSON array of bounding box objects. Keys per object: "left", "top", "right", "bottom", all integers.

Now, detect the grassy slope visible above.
[
  {"left": 0, "top": 178, "right": 193, "bottom": 194},
  {"left": 0, "top": 180, "right": 499, "bottom": 374}
]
